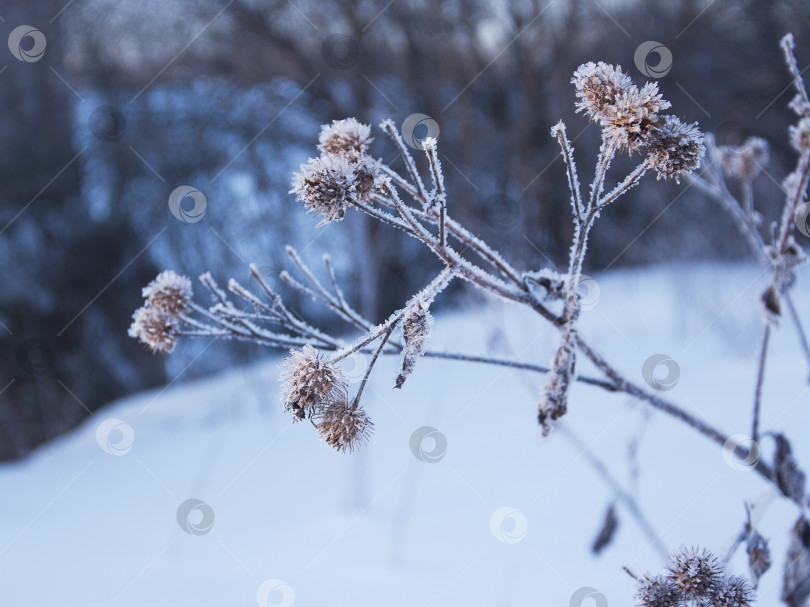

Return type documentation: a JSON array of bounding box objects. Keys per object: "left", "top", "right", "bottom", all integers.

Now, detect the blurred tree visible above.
[{"left": 1, "top": 0, "right": 808, "bottom": 459}]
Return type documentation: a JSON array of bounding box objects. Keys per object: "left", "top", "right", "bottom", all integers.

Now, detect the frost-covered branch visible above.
[
  {"left": 128, "top": 53, "right": 805, "bottom": 516},
  {"left": 123, "top": 36, "right": 810, "bottom": 607}
]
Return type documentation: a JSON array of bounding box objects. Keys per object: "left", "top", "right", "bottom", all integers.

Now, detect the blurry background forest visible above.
[{"left": 1, "top": 0, "right": 808, "bottom": 460}]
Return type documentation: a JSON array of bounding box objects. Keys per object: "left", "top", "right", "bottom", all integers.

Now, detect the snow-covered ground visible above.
[{"left": 1, "top": 263, "right": 808, "bottom": 607}]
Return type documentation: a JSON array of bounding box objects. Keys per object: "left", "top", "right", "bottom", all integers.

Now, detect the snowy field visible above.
[{"left": 1, "top": 263, "right": 808, "bottom": 607}]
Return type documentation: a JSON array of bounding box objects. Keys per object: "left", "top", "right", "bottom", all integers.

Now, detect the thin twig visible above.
[
  {"left": 785, "top": 292, "right": 810, "bottom": 382},
  {"left": 380, "top": 119, "right": 429, "bottom": 203},
  {"left": 781, "top": 33, "right": 810, "bottom": 109},
  {"left": 574, "top": 334, "right": 780, "bottom": 495},
  {"left": 552, "top": 121, "right": 584, "bottom": 224},
  {"left": 352, "top": 323, "right": 396, "bottom": 407},
  {"left": 423, "top": 139, "right": 447, "bottom": 251},
  {"left": 752, "top": 324, "right": 771, "bottom": 444},
  {"left": 556, "top": 422, "right": 668, "bottom": 560}
]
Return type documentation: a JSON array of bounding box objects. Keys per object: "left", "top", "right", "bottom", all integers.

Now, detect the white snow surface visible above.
[{"left": 1, "top": 263, "right": 808, "bottom": 607}]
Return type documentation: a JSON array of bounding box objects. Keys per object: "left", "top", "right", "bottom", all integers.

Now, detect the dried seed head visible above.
[
  {"left": 128, "top": 306, "right": 179, "bottom": 353},
  {"left": 279, "top": 344, "right": 348, "bottom": 421},
  {"left": 573, "top": 62, "right": 633, "bottom": 118},
  {"left": 666, "top": 546, "right": 722, "bottom": 599},
  {"left": 774, "top": 433, "right": 807, "bottom": 503},
  {"left": 760, "top": 285, "right": 782, "bottom": 326},
  {"left": 141, "top": 270, "right": 193, "bottom": 314},
  {"left": 591, "top": 503, "right": 618, "bottom": 555},
  {"left": 317, "top": 118, "right": 373, "bottom": 157},
  {"left": 290, "top": 153, "right": 375, "bottom": 225},
  {"left": 782, "top": 516, "right": 810, "bottom": 607},
  {"left": 315, "top": 398, "right": 374, "bottom": 453},
  {"left": 789, "top": 117, "right": 810, "bottom": 153},
  {"left": 572, "top": 62, "right": 670, "bottom": 151},
  {"left": 646, "top": 116, "right": 705, "bottom": 183},
  {"left": 395, "top": 303, "right": 434, "bottom": 389},
  {"left": 709, "top": 576, "right": 755, "bottom": 607},
  {"left": 538, "top": 330, "right": 576, "bottom": 436},
  {"left": 746, "top": 530, "right": 771, "bottom": 586},
  {"left": 636, "top": 575, "right": 683, "bottom": 607},
  {"left": 719, "top": 137, "right": 769, "bottom": 181}
]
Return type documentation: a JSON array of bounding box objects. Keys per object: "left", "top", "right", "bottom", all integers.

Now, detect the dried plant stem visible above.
[
  {"left": 423, "top": 141, "right": 447, "bottom": 251},
  {"left": 782, "top": 33, "right": 810, "bottom": 108},
  {"left": 352, "top": 324, "right": 396, "bottom": 407},
  {"left": 418, "top": 350, "right": 615, "bottom": 390},
  {"left": 333, "top": 268, "right": 454, "bottom": 363},
  {"left": 752, "top": 324, "right": 771, "bottom": 444},
  {"left": 556, "top": 422, "right": 668, "bottom": 560},
  {"left": 552, "top": 121, "right": 584, "bottom": 222},
  {"left": 785, "top": 293, "right": 810, "bottom": 382},
  {"left": 589, "top": 135, "right": 619, "bottom": 210},
  {"left": 574, "top": 334, "right": 779, "bottom": 494},
  {"left": 777, "top": 151, "right": 810, "bottom": 251},
  {"left": 598, "top": 160, "right": 650, "bottom": 208},
  {"left": 690, "top": 172, "right": 768, "bottom": 264},
  {"left": 574, "top": 335, "right": 726, "bottom": 446},
  {"left": 380, "top": 120, "right": 429, "bottom": 202}
]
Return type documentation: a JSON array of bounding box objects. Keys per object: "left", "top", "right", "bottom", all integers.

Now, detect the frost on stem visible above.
[
  {"left": 290, "top": 152, "right": 377, "bottom": 225},
  {"left": 421, "top": 136, "right": 446, "bottom": 208},
  {"left": 551, "top": 121, "right": 583, "bottom": 218},
  {"left": 790, "top": 117, "right": 810, "bottom": 153},
  {"left": 279, "top": 344, "right": 348, "bottom": 422},
  {"left": 538, "top": 328, "right": 576, "bottom": 436},
  {"left": 789, "top": 95, "right": 810, "bottom": 118},
  {"left": 523, "top": 268, "right": 565, "bottom": 302},
  {"left": 395, "top": 302, "right": 434, "bottom": 389},
  {"left": 128, "top": 270, "right": 193, "bottom": 353},
  {"left": 315, "top": 397, "right": 374, "bottom": 453}
]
